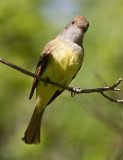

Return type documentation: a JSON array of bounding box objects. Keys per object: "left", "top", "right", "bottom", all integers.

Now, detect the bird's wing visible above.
[
  {"left": 29, "top": 40, "right": 55, "bottom": 99},
  {"left": 29, "top": 53, "right": 52, "bottom": 99}
]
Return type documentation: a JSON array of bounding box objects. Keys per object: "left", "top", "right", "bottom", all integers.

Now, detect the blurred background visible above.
[{"left": 0, "top": 0, "right": 123, "bottom": 159}]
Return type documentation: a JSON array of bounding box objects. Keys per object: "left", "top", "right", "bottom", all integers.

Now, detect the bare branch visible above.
[
  {"left": 95, "top": 73, "right": 123, "bottom": 106},
  {"left": 101, "top": 92, "right": 123, "bottom": 103},
  {"left": 0, "top": 58, "right": 123, "bottom": 103}
]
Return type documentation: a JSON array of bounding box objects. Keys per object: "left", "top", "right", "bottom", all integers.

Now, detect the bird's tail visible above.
[{"left": 22, "top": 107, "right": 45, "bottom": 144}]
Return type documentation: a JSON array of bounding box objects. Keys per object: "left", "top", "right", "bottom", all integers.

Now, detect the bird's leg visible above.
[
  {"left": 71, "top": 87, "right": 81, "bottom": 97},
  {"left": 44, "top": 77, "right": 50, "bottom": 86}
]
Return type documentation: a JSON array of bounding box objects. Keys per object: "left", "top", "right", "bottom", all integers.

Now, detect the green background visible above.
[{"left": 0, "top": 0, "right": 123, "bottom": 159}]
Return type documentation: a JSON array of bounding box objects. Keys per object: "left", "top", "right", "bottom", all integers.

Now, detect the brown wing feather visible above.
[
  {"left": 29, "top": 40, "right": 55, "bottom": 99},
  {"left": 29, "top": 54, "right": 52, "bottom": 99}
]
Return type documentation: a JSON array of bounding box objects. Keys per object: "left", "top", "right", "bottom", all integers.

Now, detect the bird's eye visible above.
[{"left": 71, "top": 21, "right": 75, "bottom": 25}]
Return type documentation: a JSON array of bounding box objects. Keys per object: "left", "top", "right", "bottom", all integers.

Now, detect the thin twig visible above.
[
  {"left": 101, "top": 92, "right": 123, "bottom": 103},
  {"left": 95, "top": 72, "right": 123, "bottom": 108},
  {"left": 0, "top": 58, "right": 123, "bottom": 103}
]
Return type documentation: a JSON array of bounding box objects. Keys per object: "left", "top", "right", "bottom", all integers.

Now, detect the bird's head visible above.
[
  {"left": 58, "top": 15, "right": 89, "bottom": 45},
  {"left": 70, "top": 15, "right": 89, "bottom": 33}
]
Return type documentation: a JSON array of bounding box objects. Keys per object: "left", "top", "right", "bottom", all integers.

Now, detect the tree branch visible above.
[{"left": 0, "top": 58, "right": 123, "bottom": 103}]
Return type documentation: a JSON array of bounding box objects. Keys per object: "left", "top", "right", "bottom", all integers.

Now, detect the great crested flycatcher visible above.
[{"left": 22, "top": 15, "right": 89, "bottom": 144}]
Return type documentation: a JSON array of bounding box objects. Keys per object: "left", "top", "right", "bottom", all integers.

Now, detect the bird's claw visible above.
[
  {"left": 44, "top": 77, "right": 50, "bottom": 86},
  {"left": 71, "top": 87, "right": 81, "bottom": 97},
  {"left": 71, "top": 91, "right": 76, "bottom": 97}
]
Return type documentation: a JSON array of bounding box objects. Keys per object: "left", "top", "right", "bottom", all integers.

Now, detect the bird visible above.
[{"left": 22, "top": 15, "right": 89, "bottom": 144}]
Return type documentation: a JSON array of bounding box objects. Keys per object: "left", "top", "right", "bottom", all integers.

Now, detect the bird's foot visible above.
[
  {"left": 71, "top": 87, "right": 81, "bottom": 97},
  {"left": 44, "top": 77, "right": 50, "bottom": 86}
]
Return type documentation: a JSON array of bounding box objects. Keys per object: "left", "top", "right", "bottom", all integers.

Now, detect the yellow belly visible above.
[
  {"left": 42, "top": 40, "right": 83, "bottom": 84},
  {"left": 36, "top": 40, "right": 84, "bottom": 113}
]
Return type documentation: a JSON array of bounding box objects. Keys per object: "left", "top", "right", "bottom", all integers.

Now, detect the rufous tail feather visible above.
[{"left": 22, "top": 108, "right": 45, "bottom": 144}]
